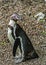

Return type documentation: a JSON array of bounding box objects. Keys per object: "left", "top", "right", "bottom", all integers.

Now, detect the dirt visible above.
[{"left": 0, "top": 0, "right": 46, "bottom": 65}]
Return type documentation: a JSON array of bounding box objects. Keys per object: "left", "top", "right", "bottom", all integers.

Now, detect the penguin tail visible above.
[{"left": 31, "top": 51, "right": 39, "bottom": 59}]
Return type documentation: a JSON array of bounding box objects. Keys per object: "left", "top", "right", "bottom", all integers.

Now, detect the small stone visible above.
[
  {"left": 45, "top": 26, "right": 46, "bottom": 28},
  {"left": 34, "top": 12, "right": 45, "bottom": 21},
  {"left": 45, "top": 0, "right": 46, "bottom": 2}
]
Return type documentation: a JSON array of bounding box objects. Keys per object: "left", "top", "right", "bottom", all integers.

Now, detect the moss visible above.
[
  {"left": 39, "top": 19, "right": 45, "bottom": 23},
  {"left": 41, "top": 31, "right": 46, "bottom": 35},
  {"left": 0, "top": 42, "right": 6, "bottom": 46}
]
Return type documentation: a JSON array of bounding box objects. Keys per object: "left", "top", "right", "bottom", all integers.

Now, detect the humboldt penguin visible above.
[{"left": 8, "top": 13, "right": 39, "bottom": 63}]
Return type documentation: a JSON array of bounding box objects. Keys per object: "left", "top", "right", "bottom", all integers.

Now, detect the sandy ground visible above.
[{"left": 0, "top": 0, "right": 46, "bottom": 65}]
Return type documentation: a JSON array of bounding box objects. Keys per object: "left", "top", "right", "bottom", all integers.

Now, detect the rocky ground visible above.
[{"left": 0, "top": 0, "right": 46, "bottom": 65}]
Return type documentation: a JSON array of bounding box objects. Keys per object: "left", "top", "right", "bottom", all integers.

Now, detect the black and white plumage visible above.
[{"left": 8, "top": 13, "right": 39, "bottom": 63}]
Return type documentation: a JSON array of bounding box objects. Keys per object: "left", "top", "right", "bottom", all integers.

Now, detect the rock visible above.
[
  {"left": 45, "top": 0, "right": 46, "bottom": 2},
  {"left": 34, "top": 12, "right": 45, "bottom": 21}
]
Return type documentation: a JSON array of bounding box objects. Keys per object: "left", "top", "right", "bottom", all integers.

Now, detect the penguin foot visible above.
[
  {"left": 13, "top": 55, "right": 25, "bottom": 64},
  {"left": 15, "top": 57, "right": 24, "bottom": 64},
  {"left": 15, "top": 55, "right": 22, "bottom": 59}
]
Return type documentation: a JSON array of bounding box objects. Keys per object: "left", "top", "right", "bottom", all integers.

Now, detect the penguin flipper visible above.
[{"left": 13, "top": 38, "right": 20, "bottom": 57}]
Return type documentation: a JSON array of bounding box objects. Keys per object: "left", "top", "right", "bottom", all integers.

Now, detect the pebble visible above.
[
  {"left": 34, "top": 12, "right": 45, "bottom": 21},
  {"left": 45, "top": 0, "right": 46, "bottom": 2},
  {"left": 0, "top": 0, "right": 46, "bottom": 65}
]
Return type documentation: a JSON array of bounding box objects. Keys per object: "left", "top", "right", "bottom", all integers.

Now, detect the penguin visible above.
[{"left": 8, "top": 13, "right": 39, "bottom": 63}]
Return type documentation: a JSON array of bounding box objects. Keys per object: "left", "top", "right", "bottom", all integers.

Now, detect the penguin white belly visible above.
[
  {"left": 8, "top": 28, "right": 15, "bottom": 45},
  {"left": 8, "top": 27, "right": 21, "bottom": 56}
]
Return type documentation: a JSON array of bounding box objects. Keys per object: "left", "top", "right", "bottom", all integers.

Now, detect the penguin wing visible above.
[{"left": 13, "top": 38, "right": 21, "bottom": 57}]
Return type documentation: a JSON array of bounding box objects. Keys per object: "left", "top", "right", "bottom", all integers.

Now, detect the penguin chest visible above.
[{"left": 8, "top": 28, "right": 15, "bottom": 45}]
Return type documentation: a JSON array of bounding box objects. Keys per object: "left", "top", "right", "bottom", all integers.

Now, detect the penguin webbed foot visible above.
[
  {"left": 14, "top": 55, "right": 22, "bottom": 59},
  {"left": 15, "top": 56, "right": 23, "bottom": 63}
]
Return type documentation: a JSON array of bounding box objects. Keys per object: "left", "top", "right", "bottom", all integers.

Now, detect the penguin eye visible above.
[{"left": 8, "top": 25, "right": 13, "bottom": 30}]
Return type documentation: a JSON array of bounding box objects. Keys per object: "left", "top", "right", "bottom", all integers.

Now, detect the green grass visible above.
[
  {"left": 39, "top": 19, "right": 45, "bottom": 23},
  {"left": 41, "top": 31, "right": 46, "bottom": 35}
]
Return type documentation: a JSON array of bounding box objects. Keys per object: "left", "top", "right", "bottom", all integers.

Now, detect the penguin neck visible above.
[
  {"left": 8, "top": 20, "right": 18, "bottom": 45},
  {"left": 9, "top": 19, "right": 17, "bottom": 27}
]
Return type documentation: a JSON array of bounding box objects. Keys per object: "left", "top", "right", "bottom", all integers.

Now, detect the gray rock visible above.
[{"left": 34, "top": 12, "right": 45, "bottom": 21}]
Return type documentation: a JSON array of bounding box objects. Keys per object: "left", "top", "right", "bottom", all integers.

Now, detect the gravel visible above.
[{"left": 0, "top": 0, "right": 46, "bottom": 65}]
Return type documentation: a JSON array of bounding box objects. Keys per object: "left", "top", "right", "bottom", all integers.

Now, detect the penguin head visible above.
[
  {"left": 8, "top": 13, "right": 22, "bottom": 29},
  {"left": 11, "top": 13, "right": 22, "bottom": 22}
]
